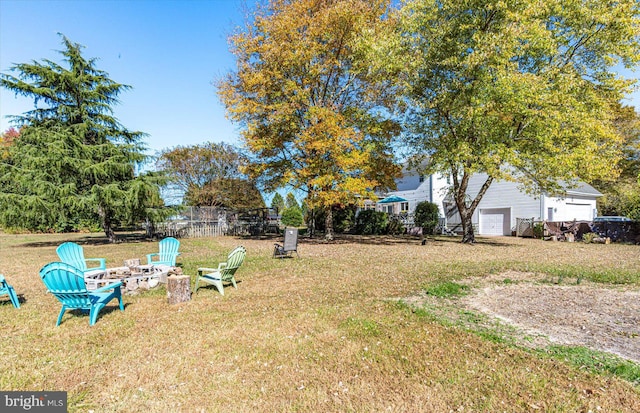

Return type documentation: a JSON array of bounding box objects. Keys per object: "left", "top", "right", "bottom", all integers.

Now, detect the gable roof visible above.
[{"left": 560, "top": 182, "right": 602, "bottom": 197}]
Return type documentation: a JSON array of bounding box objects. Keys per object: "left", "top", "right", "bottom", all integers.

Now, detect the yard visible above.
[{"left": 1, "top": 232, "right": 639, "bottom": 412}]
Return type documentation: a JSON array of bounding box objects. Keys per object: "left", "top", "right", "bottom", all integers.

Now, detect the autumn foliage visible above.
[{"left": 218, "top": 0, "right": 401, "bottom": 240}]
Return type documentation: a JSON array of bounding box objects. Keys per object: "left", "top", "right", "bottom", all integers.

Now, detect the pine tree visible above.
[
  {"left": 285, "top": 193, "right": 300, "bottom": 210},
  {"left": 270, "top": 193, "right": 285, "bottom": 215},
  {"left": 0, "top": 34, "right": 163, "bottom": 241}
]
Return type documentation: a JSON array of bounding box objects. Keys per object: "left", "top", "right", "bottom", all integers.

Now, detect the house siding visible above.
[
  {"left": 542, "top": 195, "right": 597, "bottom": 222},
  {"left": 380, "top": 168, "right": 601, "bottom": 236},
  {"left": 468, "top": 175, "right": 542, "bottom": 232},
  {"left": 384, "top": 177, "right": 432, "bottom": 215}
]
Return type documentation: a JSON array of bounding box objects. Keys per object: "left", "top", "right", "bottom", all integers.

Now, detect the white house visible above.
[{"left": 377, "top": 166, "right": 602, "bottom": 236}]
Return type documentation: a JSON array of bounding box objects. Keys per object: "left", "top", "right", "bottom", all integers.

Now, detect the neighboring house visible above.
[{"left": 377, "top": 166, "right": 602, "bottom": 236}]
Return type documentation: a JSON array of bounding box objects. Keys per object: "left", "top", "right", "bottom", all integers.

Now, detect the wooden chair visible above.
[
  {"left": 39, "top": 262, "right": 124, "bottom": 326},
  {"left": 195, "top": 246, "right": 246, "bottom": 295},
  {"left": 0, "top": 274, "right": 20, "bottom": 308},
  {"left": 147, "top": 237, "right": 180, "bottom": 267}
]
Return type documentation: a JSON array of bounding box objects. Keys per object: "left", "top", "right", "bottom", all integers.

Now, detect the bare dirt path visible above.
[{"left": 409, "top": 271, "right": 640, "bottom": 364}]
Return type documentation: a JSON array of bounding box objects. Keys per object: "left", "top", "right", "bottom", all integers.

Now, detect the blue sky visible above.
[
  {"left": 1, "top": 0, "right": 639, "bottom": 159},
  {"left": 0, "top": 0, "right": 247, "bottom": 155}
]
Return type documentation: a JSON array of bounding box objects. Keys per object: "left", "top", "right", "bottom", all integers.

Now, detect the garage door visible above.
[
  {"left": 566, "top": 203, "right": 592, "bottom": 221},
  {"left": 479, "top": 208, "right": 510, "bottom": 236}
]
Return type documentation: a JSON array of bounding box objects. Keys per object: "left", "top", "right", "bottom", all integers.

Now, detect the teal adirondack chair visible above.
[
  {"left": 56, "top": 242, "right": 106, "bottom": 277},
  {"left": 147, "top": 237, "right": 180, "bottom": 266},
  {"left": 39, "top": 262, "right": 124, "bottom": 326},
  {"left": 194, "top": 246, "right": 246, "bottom": 295},
  {"left": 0, "top": 274, "right": 20, "bottom": 308}
]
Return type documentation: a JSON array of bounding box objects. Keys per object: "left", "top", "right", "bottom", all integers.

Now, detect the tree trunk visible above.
[
  {"left": 324, "top": 206, "right": 334, "bottom": 241},
  {"left": 452, "top": 171, "right": 494, "bottom": 244},
  {"left": 460, "top": 209, "right": 476, "bottom": 243},
  {"left": 98, "top": 205, "right": 117, "bottom": 243},
  {"left": 145, "top": 218, "right": 155, "bottom": 238},
  {"left": 308, "top": 209, "right": 315, "bottom": 238},
  {"left": 104, "top": 221, "right": 116, "bottom": 244}
]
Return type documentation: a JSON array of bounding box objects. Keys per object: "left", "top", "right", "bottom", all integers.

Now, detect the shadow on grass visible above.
[
  {"left": 14, "top": 231, "right": 526, "bottom": 249},
  {"left": 291, "top": 234, "right": 524, "bottom": 247},
  {"left": 57, "top": 303, "right": 131, "bottom": 326},
  {"left": 0, "top": 298, "right": 23, "bottom": 307},
  {"left": 17, "top": 232, "right": 153, "bottom": 248}
]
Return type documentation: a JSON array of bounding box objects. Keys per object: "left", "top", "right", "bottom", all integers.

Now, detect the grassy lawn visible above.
[{"left": 1, "top": 232, "right": 639, "bottom": 412}]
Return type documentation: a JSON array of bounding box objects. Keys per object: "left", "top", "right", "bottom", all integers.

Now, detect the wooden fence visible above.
[
  {"left": 150, "top": 206, "right": 281, "bottom": 239},
  {"left": 153, "top": 222, "right": 259, "bottom": 239}
]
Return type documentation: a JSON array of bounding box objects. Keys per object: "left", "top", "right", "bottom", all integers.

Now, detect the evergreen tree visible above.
[
  {"left": 285, "top": 192, "right": 300, "bottom": 210},
  {"left": 281, "top": 206, "right": 304, "bottom": 227},
  {"left": 270, "top": 193, "right": 285, "bottom": 214},
  {"left": 0, "top": 35, "right": 163, "bottom": 241},
  {"left": 281, "top": 192, "right": 303, "bottom": 227}
]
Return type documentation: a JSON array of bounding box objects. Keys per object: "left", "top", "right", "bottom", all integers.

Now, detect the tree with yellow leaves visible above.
[{"left": 218, "top": 0, "right": 401, "bottom": 240}]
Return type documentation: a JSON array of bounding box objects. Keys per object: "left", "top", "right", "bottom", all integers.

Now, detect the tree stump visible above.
[{"left": 167, "top": 275, "right": 191, "bottom": 304}]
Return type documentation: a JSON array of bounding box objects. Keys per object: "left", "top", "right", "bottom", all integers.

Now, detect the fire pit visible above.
[{"left": 85, "top": 259, "right": 173, "bottom": 291}]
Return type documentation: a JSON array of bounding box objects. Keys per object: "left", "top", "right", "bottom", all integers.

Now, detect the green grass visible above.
[
  {"left": 423, "top": 281, "right": 470, "bottom": 298},
  {"left": 541, "top": 346, "right": 640, "bottom": 386}
]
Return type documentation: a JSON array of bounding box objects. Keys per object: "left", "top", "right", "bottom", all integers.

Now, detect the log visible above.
[{"left": 167, "top": 275, "right": 191, "bottom": 304}]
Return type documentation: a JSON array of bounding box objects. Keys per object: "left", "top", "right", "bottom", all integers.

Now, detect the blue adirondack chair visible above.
[
  {"left": 147, "top": 237, "right": 180, "bottom": 266},
  {"left": 56, "top": 242, "right": 106, "bottom": 276},
  {"left": 39, "top": 262, "right": 124, "bottom": 326},
  {"left": 195, "top": 246, "right": 246, "bottom": 295},
  {"left": 0, "top": 274, "right": 20, "bottom": 308}
]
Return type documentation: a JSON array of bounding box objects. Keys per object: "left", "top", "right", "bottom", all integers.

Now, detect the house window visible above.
[
  {"left": 419, "top": 175, "right": 424, "bottom": 183},
  {"left": 400, "top": 202, "right": 409, "bottom": 212}
]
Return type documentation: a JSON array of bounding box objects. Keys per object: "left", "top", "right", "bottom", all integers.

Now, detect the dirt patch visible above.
[{"left": 406, "top": 271, "right": 640, "bottom": 364}]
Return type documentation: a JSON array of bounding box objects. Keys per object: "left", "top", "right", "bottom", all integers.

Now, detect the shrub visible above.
[
  {"left": 281, "top": 206, "right": 303, "bottom": 227},
  {"left": 414, "top": 201, "right": 440, "bottom": 235},
  {"left": 387, "top": 214, "right": 406, "bottom": 235},
  {"left": 533, "top": 223, "right": 544, "bottom": 239},
  {"left": 333, "top": 205, "right": 356, "bottom": 233},
  {"left": 354, "top": 210, "right": 388, "bottom": 235}
]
